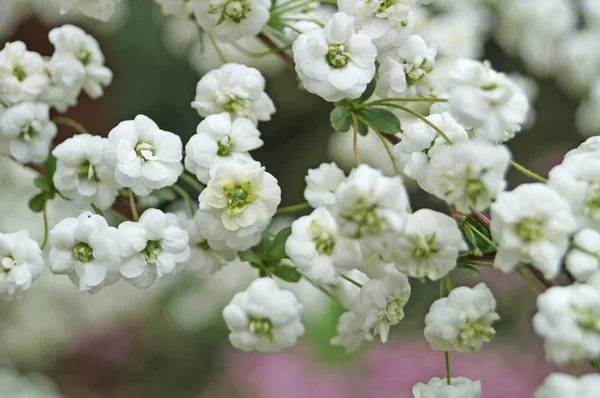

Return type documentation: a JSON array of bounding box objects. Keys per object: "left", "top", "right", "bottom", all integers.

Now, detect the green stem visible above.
[
  {"left": 276, "top": 202, "right": 311, "bottom": 215},
  {"left": 52, "top": 117, "right": 89, "bottom": 135},
  {"left": 207, "top": 34, "right": 228, "bottom": 64},
  {"left": 510, "top": 161, "right": 547, "bottom": 183},
  {"left": 377, "top": 103, "right": 453, "bottom": 144},
  {"left": 357, "top": 115, "right": 401, "bottom": 177},
  {"left": 180, "top": 173, "right": 204, "bottom": 193},
  {"left": 466, "top": 223, "right": 498, "bottom": 249},
  {"left": 128, "top": 189, "right": 139, "bottom": 221},
  {"left": 445, "top": 352, "right": 452, "bottom": 385},
  {"left": 358, "top": 97, "right": 447, "bottom": 108},
  {"left": 516, "top": 267, "right": 542, "bottom": 295},
  {"left": 91, "top": 204, "right": 102, "bottom": 215},
  {"left": 352, "top": 113, "right": 361, "bottom": 165},
  {"left": 341, "top": 274, "right": 363, "bottom": 288},
  {"left": 445, "top": 274, "right": 453, "bottom": 293},
  {"left": 304, "top": 276, "right": 344, "bottom": 307},
  {"left": 172, "top": 184, "right": 196, "bottom": 217},
  {"left": 570, "top": 361, "right": 580, "bottom": 377},
  {"left": 40, "top": 205, "right": 49, "bottom": 250}
]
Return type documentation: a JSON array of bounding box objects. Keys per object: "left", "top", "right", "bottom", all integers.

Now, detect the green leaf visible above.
[
  {"left": 44, "top": 154, "right": 57, "bottom": 179},
  {"left": 356, "top": 78, "right": 376, "bottom": 104},
  {"left": 151, "top": 187, "right": 176, "bottom": 200},
  {"left": 463, "top": 218, "right": 497, "bottom": 256},
  {"left": 34, "top": 177, "right": 52, "bottom": 192},
  {"left": 239, "top": 250, "right": 263, "bottom": 267},
  {"left": 458, "top": 264, "right": 481, "bottom": 278},
  {"left": 330, "top": 107, "right": 353, "bottom": 133},
  {"left": 28, "top": 192, "right": 48, "bottom": 213},
  {"left": 357, "top": 107, "right": 401, "bottom": 134},
  {"left": 590, "top": 358, "right": 600, "bottom": 372},
  {"left": 266, "top": 227, "right": 292, "bottom": 261},
  {"left": 259, "top": 232, "right": 271, "bottom": 256},
  {"left": 356, "top": 118, "right": 369, "bottom": 136},
  {"left": 272, "top": 264, "right": 302, "bottom": 283}
]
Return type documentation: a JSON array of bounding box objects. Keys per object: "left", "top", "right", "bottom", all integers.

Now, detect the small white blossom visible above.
[
  {"left": 102, "top": 115, "right": 183, "bottom": 196},
  {"left": 333, "top": 164, "right": 410, "bottom": 255},
  {"left": 352, "top": 266, "right": 411, "bottom": 342},
  {"left": 376, "top": 34, "right": 437, "bottom": 97},
  {"left": 56, "top": 0, "right": 120, "bottom": 21},
  {"left": 393, "top": 112, "right": 468, "bottom": 190},
  {"left": 48, "top": 25, "right": 113, "bottom": 99},
  {"left": 389, "top": 209, "right": 467, "bottom": 280},
  {"left": 280, "top": 1, "right": 331, "bottom": 42},
  {"left": 48, "top": 212, "right": 121, "bottom": 293},
  {"left": 223, "top": 277, "right": 304, "bottom": 352},
  {"left": 180, "top": 217, "right": 236, "bottom": 278},
  {"left": 292, "top": 12, "right": 377, "bottom": 102},
  {"left": 190, "top": 0, "right": 271, "bottom": 43},
  {"left": 194, "top": 209, "right": 265, "bottom": 252},
  {"left": 286, "top": 207, "right": 361, "bottom": 285},
  {"left": 424, "top": 283, "right": 499, "bottom": 352},
  {"left": 0, "top": 102, "right": 57, "bottom": 164},
  {"left": 330, "top": 311, "right": 372, "bottom": 352},
  {"left": 53, "top": 134, "right": 119, "bottom": 210},
  {"left": 426, "top": 140, "right": 511, "bottom": 213},
  {"left": 0, "top": 230, "right": 44, "bottom": 300},
  {"left": 119, "top": 208, "right": 191, "bottom": 289},
  {"left": 533, "top": 284, "right": 600, "bottom": 364},
  {"left": 0, "top": 41, "right": 48, "bottom": 105},
  {"left": 565, "top": 229, "right": 600, "bottom": 282},
  {"left": 338, "top": 0, "right": 415, "bottom": 51},
  {"left": 338, "top": 268, "right": 370, "bottom": 309},
  {"left": 413, "top": 377, "right": 481, "bottom": 398},
  {"left": 446, "top": 59, "right": 529, "bottom": 143},
  {"left": 491, "top": 183, "right": 578, "bottom": 280},
  {"left": 184, "top": 113, "right": 262, "bottom": 184},
  {"left": 534, "top": 373, "right": 600, "bottom": 398},
  {"left": 191, "top": 63, "right": 275, "bottom": 125},
  {"left": 303, "top": 162, "right": 345, "bottom": 208}
]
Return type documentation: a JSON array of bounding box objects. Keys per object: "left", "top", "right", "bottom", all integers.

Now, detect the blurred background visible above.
[{"left": 0, "top": 0, "right": 597, "bottom": 396}]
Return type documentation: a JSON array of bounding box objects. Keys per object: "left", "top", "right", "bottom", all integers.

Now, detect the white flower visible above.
[
  {"left": 223, "top": 277, "right": 304, "bottom": 352},
  {"left": 48, "top": 25, "right": 113, "bottom": 99},
  {"left": 426, "top": 140, "right": 511, "bottom": 213},
  {"left": 565, "top": 229, "right": 600, "bottom": 282},
  {"left": 337, "top": 268, "right": 370, "bottom": 309},
  {"left": 333, "top": 164, "right": 410, "bottom": 255},
  {"left": 393, "top": 112, "right": 468, "bottom": 189},
  {"left": 0, "top": 41, "right": 48, "bottom": 104},
  {"left": 548, "top": 147, "right": 600, "bottom": 230},
  {"left": 154, "top": 0, "right": 191, "bottom": 17},
  {"left": 0, "top": 102, "right": 57, "bottom": 164},
  {"left": 424, "top": 283, "right": 499, "bottom": 352},
  {"left": 338, "top": 0, "right": 415, "bottom": 51},
  {"left": 190, "top": 0, "right": 271, "bottom": 43},
  {"left": 413, "top": 377, "right": 482, "bottom": 398},
  {"left": 0, "top": 230, "right": 44, "bottom": 300},
  {"left": 119, "top": 208, "right": 191, "bottom": 289},
  {"left": 191, "top": 63, "right": 275, "bottom": 125},
  {"left": 533, "top": 284, "right": 600, "bottom": 364},
  {"left": 352, "top": 267, "right": 411, "bottom": 342},
  {"left": 534, "top": 373, "right": 600, "bottom": 398},
  {"left": 199, "top": 160, "right": 281, "bottom": 232},
  {"left": 184, "top": 113, "right": 262, "bottom": 184},
  {"left": 491, "top": 183, "right": 578, "bottom": 280},
  {"left": 303, "top": 162, "right": 345, "bottom": 208},
  {"left": 102, "top": 115, "right": 183, "bottom": 196},
  {"left": 292, "top": 12, "right": 377, "bottom": 102},
  {"left": 48, "top": 212, "right": 121, "bottom": 293},
  {"left": 330, "top": 311, "right": 372, "bottom": 352},
  {"left": 376, "top": 34, "right": 437, "bottom": 97},
  {"left": 56, "top": 0, "right": 120, "bottom": 21},
  {"left": 280, "top": 1, "right": 331, "bottom": 42},
  {"left": 285, "top": 207, "right": 361, "bottom": 285},
  {"left": 52, "top": 134, "right": 119, "bottom": 210},
  {"left": 180, "top": 217, "right": 236, "bottom": 278},
  {"left": 39, "top": 68, "right": 82, "bottom": 113},
  {"left": 446, "top": 59, "right": 529, "bottom": 142},
  {"left": 389, "top": 209, "right": 467, "bottom": 280},
  {"left": 194, "top": 209, "right": 265, "bottom": 251}
]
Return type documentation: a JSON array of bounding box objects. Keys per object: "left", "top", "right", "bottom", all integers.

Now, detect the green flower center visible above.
[
  {"left": 465, "top": 179, "right": 488, "bottom": 207},
  {"left": 1, "top": 256, "right": 15, "bottom": 272},
  {"left": 223, "top": 181, "right": 255, "bottom": 215},
  {"left": 77, "top": 49, "right": 93, "bottom": 66},
  {"left": 249, "top": 318, "right": 273, "bottom": 339},
  {"left": 457, "top": 318, "right": 495, "bottom": 351},
  {"left": 515, "top": 217, "right": 544, "bottom": 243},
  {"left": 326, "top": 44, "right": 351, "bottom": 69},
  {"left": 197, "top": 240, "right": 211, "bottom": 251},
  {"left": 77, "top": 161, "right": 100, "bottom": 182},
  {"left": 19, "top": 123, "right": 37, "bottom": 142},
  {"left": 210, "top": 0, "right": 249, "bottom": 24},
  {"left": 412, "top": 233, "right": 438, "bottom": 258},
  {"left": 143, "top": 240, "right": 162, "bottom": 264},
  {"left": 584, "top": 183, "right": 600, "bottom": 215},
  {"left": 573, "top": 306, "right": 600, "bottom": 333},
  {"left": 382, "top": 296, "right": 407, "bottom": 325},
  {"left": 377, "top": 0, "right": 396, "bottom": 13},
  {"left": 406, "top": 60, "right": 433, "bottom": 86},
  {"left": 72, "top": 242, "right": 94, "bottom": 263},
  {"left": 217, "top": 136, "right": 234, "bottom": 157},
  {"left": 341, "top": 199, "right": 382, "bottom": 238},
  {"left": 223, "top": 94, "right": 250, "bottom": 116},
  {"left": 135, "top": 142, "right": 155, "bottom": 160},
  {"left": 12, "top": 66, "right": 26, "bottom": 82}
]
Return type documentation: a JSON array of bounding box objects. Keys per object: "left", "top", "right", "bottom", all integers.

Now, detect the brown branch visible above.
[{"left": 258, "top": 33, "right": 296, "bottom": 70}]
